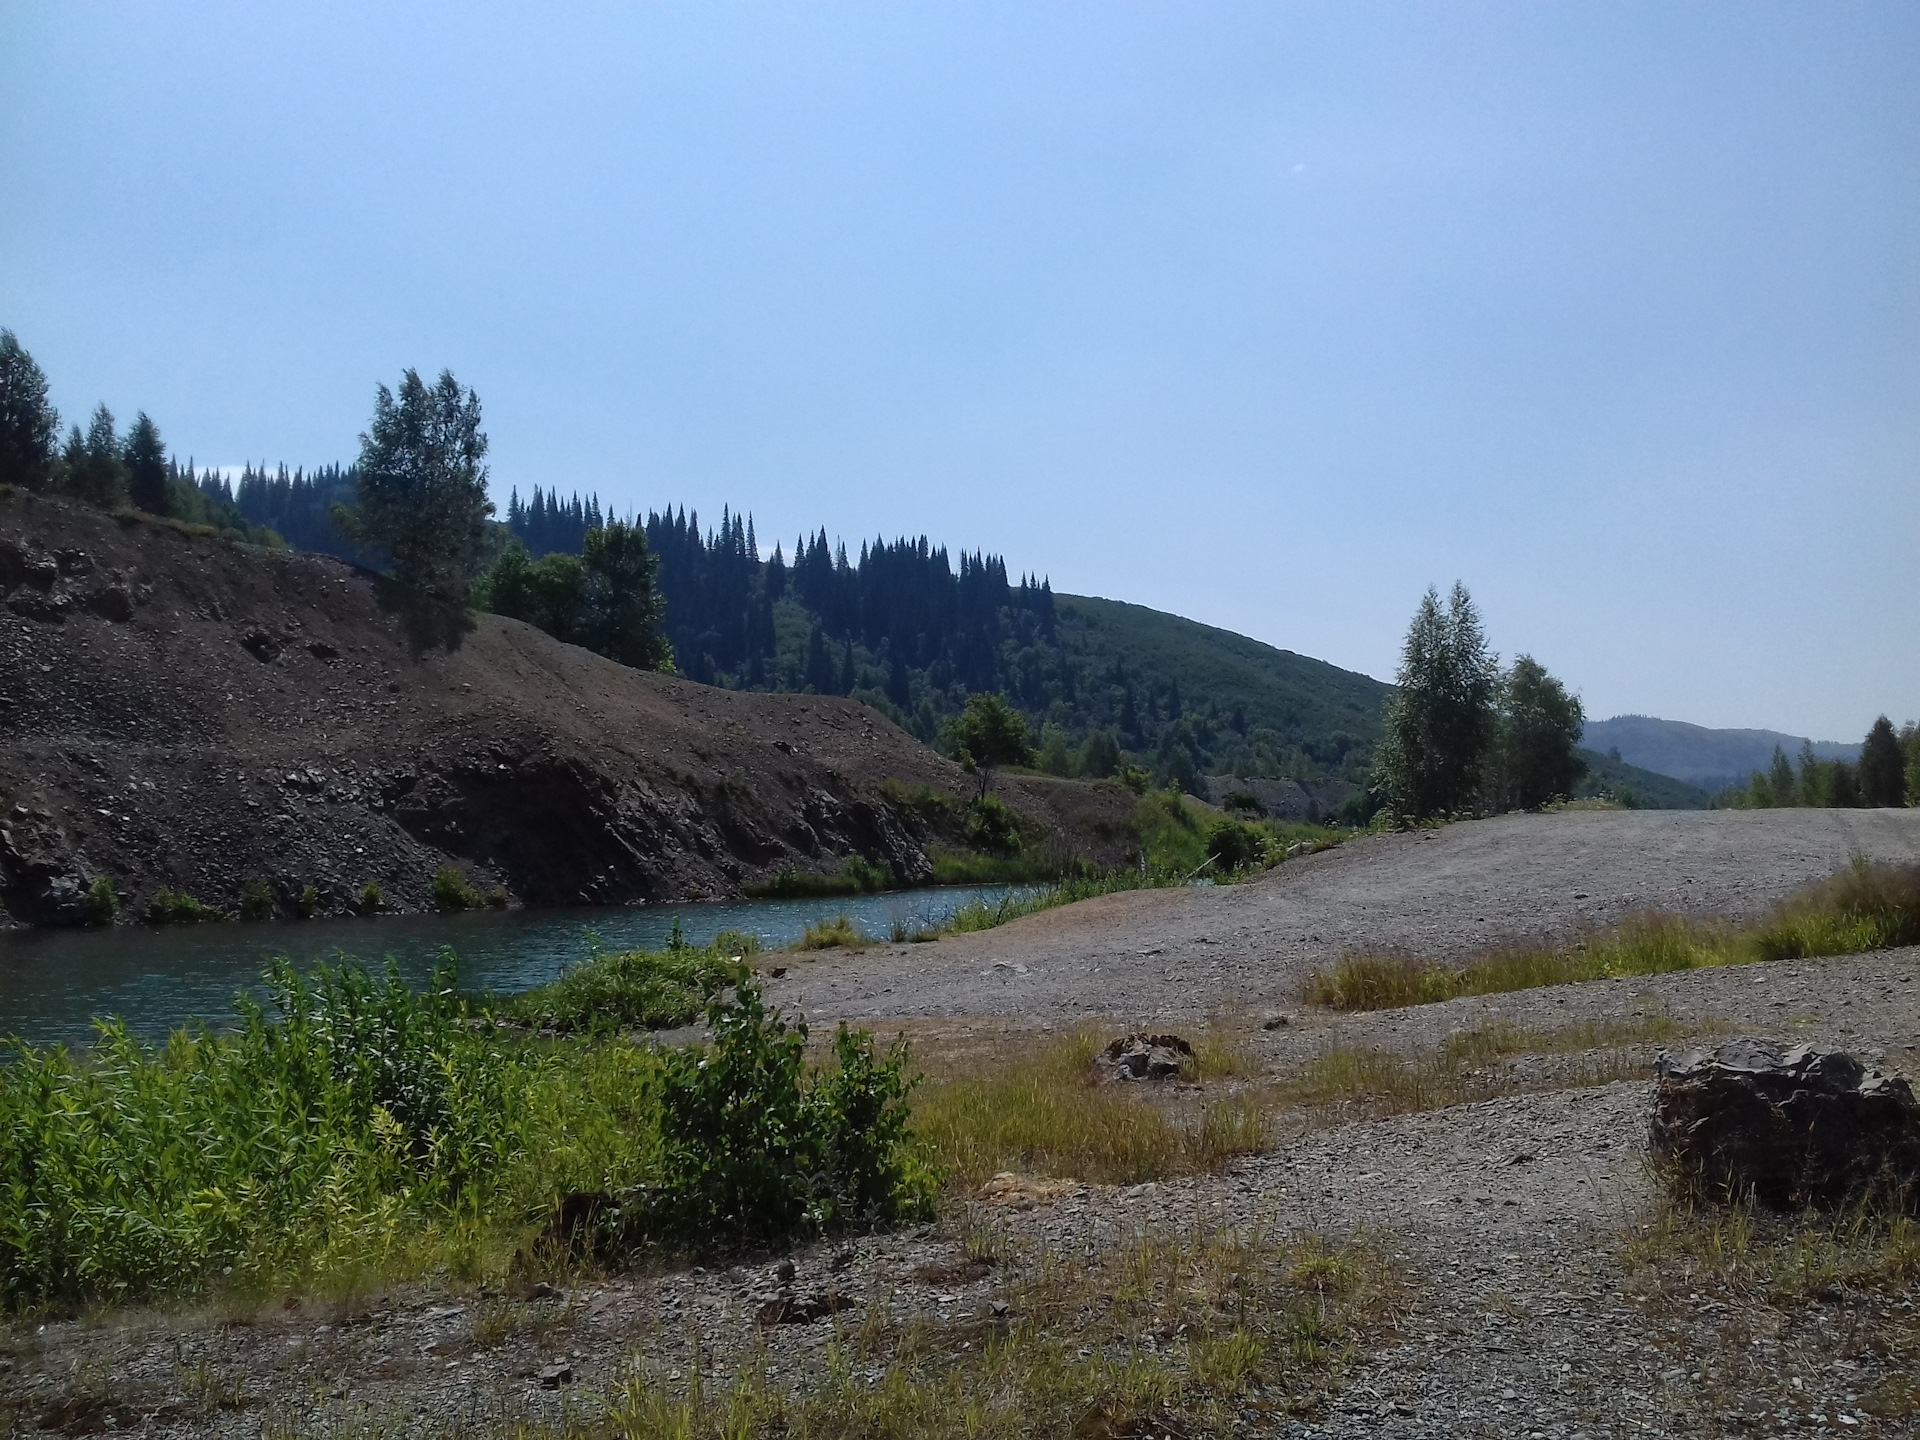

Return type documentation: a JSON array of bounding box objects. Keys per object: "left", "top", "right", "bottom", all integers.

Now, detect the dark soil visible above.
[{"left": 0, "top": 491, "right": 1135, "bottom": 927}]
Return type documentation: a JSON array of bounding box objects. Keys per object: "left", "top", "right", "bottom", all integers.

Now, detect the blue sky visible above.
[{"left": 3, "top": 2, "right": 1914, "bottom": 739}]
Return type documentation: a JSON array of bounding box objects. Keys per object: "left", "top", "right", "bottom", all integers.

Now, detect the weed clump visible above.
[
  {"left": 83, "top": 876, "right": 116, "bottom": 926},
  {"left": 238, "top": 877, "right": 275, "bottom": 922},
  {"left": 431, "top": 864, "right": 483, "bottom": 912},
  {"left": 355, "top": 881, "right": 383, "bottom": 915},
  {"left": 145, "top": 888, "right": 217, "bottom": 924},
  {"left": 295, "top": 884, "right": 321, "bottom": 919}
]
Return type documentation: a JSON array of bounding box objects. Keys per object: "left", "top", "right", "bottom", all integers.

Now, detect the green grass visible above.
[
  {"left": 795, "top": 915, "right": 871, "bottom": 950},
  {"left": 1304, "top": 856, "right": 1920, "bottom": 1012}
]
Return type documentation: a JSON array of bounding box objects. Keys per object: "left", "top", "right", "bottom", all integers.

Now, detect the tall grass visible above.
[
  {"left": 1305, "top": 856, "right": 1920, "bottom": 1012},
  {"left": 913, "top": 1031, "right": 1267, "bottom": 1188}
]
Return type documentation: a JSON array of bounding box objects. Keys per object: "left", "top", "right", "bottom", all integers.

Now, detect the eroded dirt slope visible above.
[{"left": 0, "top": 492, "right": 1134, "bottom": 925}]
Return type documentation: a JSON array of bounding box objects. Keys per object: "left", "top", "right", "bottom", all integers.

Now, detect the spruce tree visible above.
[
  {"left": 0, "top": 330, "right": 59, "bottom": 491},
  {"left": 349, "top": 369, "right": 492, "bottom": 600},
  {"left": 1859, "top": 716, "right": 1905, "bottom": 807},
  {"left": 1767, "top": 746, "right": 1797, "bottom": 808},
  {"left": 1371, "top": 583, "right": 1500, "bottom": 821},
  {"left": 123, "top": 412, "right": 168, "bottom": 514},
  {"left": 59, "top": 405, "right": 129, "bottom": 508}
]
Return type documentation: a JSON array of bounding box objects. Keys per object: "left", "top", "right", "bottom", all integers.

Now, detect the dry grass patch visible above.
[
  {"left": 794, "top": 914, "right": 872, "bottom": 950},
  {"left": 1305, "top": 857, "right": 1920, "bottom": 1013},
  {"left": 912, "top": 1030, "right": 1269, "bottom": 1190},
  {"left": 1266, "top": 1016, "right": 1719, "bottom": 1125},
  {"left": 602, "top": 1223, "right": 1402, "bottom": 1440}
]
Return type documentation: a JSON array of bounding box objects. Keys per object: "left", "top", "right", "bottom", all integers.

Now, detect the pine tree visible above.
[
  {"left": 60, "top": 405, "right": 129, "bottom": 508},
  {"left": 0, "top": 330, "right": 59, "bottom": 492},
  {"left": 1767, "top": 746, "right": 1797, "bottom": 808},
  {"left": 1859, "top": 716, "right": 1905, "bottom": 807},
  {"left": 123, "top": 412, "right": 168, "bottom": 514}
]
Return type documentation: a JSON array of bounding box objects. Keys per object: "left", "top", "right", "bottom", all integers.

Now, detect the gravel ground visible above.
[
  {"left": 5, "top": 809, "right": 1919, "bottom": 1438},
  {"left": 770, "top": 807, "right": 1920, "bottom": 1027}
]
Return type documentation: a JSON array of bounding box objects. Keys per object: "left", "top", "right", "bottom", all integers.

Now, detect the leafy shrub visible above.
[
  {"left": 83, "top": 876, "right": 116, "bottom": 926},
  {"left": 238, "top": 877, "right": 275, "bottom": 922},
  {"left": 965, "top": 794, "right": 1023, "bottom": 856},
  {"left": 146, "top": 888, "right": 217, "bottom": 924},
  {"left": 296, "top": 884, "right": 321, "bottom": 919},
  {"left": 484, "top": 886, "right": 510, "bottom": 909},
  {"left": 1222, "top": 790, "right": 1266, "bottom": 816},
  {"left": 1205, "top": 818, "right": 1269, "bottom": 873},
  {"left": 639, "top": 971, "right": 934, "bottom": 1247},
  {"left": 356, "top": 881, "right": 383, "bottom": 915},
  {"left": 431, "top": 865, "right": 482, "bottom": 912}
]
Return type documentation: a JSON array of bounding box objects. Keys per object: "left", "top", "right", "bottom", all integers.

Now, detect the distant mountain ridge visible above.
[{"left": 1582, "top": 715, "right": 1858, "bottom": 793}]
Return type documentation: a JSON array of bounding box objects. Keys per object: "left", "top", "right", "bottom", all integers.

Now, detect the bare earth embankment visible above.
[
  {"left": 7, "top": 808, "right": 1920, "bottom": 1435},
  {"left": 0, "top": 491, "right": 1132, "bottom": 925}
]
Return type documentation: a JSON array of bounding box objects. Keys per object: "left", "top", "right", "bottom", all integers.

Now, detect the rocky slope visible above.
[{"left": 0, "top": 491, "right": 1135, "bottom": 927}]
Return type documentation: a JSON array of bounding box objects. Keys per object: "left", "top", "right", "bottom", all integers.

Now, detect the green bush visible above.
[
  {"left": 238, "top": 877, "right": 275, "bottom": 923},
  {"left": 751, "top": 856, "right": 893, "bottom": 898},
  {"left": 638, "top": 971, "right": 934, "bottom": 1248},
  {"left": 797, "top": 915, "right": 867, "bottom": 950},
  {"left": 83, "top": 876, "right": 116, "bottom": 926},
  {"left": 431, "top": 865, "right": 482, "bottom": 912},
  {"left": 146, "top": 888, "right": 217, "bottom": 924},
  {"left": 296, "top": 884, "right": 321, "bottom": 919},
  {"left": 500, "top": 934, "right": 738, "bottom": 1034},
  {"left": 1205, "top": 818, "right": 1270, "bottom": 873},
  {"left": 965, "top": 794, "right": 1023, "bottom": 856},
  {"left": 356, "top": 881, "right": 383, "bottom": 915}
]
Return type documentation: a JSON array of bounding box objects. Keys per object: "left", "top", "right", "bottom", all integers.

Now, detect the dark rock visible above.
[
  {"left": 1650, "top": 1040, "right": 1920, "bottom": 1207},
  {"left": 537, "top": 1361, "right": 573, "bottom": 1388},
  {"left": 81, "top": 585, "right": 134, "bottom": 623},
  {"left": 1101, "top": 1032, "right": 1194, "bottom": 1082},
  {"left": 52, "top": 548, "right": 92, "bottom": 576},
  {"left": 0, "top": 537, "right": 26, "bottom": 590},
  {"left": 7, "top": 589, "right": 70, "bottom": 623},
  {"left": 307, "top": 641, "right": 339, "bottom": 660},
  {"left": 240, "top": 629, "right": 282, "bottom": 662},
  {"left": 37, "top": 875, "right": 90, "bottom": 927}
]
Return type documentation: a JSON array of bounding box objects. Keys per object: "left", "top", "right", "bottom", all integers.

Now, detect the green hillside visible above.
[
  {"left": 1051, "top": 594, "right": 1390, "bottom": 786},
  {"left": 1573, "top": 747, "right": 1710, "bottom": 810}
]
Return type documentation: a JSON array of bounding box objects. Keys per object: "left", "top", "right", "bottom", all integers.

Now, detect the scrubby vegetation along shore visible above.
[
  {"left": 0, "top": 952, "right": 928, "bottom": 1312},
  {"left": 1305, "top": 856, "right": 1920, "bottom": 1011}
]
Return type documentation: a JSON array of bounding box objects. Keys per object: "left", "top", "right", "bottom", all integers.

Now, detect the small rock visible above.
[
  {"left": 1261, "top": 1012, "right": 1292, "bottom": 1030},
  {"left": 528, "top": 1281, "right": 563, "bottom": 1302},
  {"left": 537, "top": 1361, "right": 573, "bottom": 1388},
  {"left": 774, "top": 1259, "right": 795, "bottom": 1285}
]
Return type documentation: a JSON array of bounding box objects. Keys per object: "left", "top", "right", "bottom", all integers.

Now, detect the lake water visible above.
[{"left": 0, "top": 886, "right": 1033, "bottom": 1049}]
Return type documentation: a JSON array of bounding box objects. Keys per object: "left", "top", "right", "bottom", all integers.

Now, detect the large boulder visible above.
[
  {"left": 1649, "top": 1040, "right": 1920, "bottom": 1208},
  {"left": 1101, "top": 1033, "right": 1194, "bottom": 1083}
]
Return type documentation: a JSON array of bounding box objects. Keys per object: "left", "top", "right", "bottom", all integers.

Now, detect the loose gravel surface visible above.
[
  {"left": 6, "top": 809, "right": 1920, "bottom": 1437},
  {"left": 771, "top": 807, "right": 1920, "bottom": 1027}
]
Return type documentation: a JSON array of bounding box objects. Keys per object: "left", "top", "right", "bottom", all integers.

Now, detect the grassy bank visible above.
[{"left": 1305, "top": 856, "right": 1920, "bottom": 1012}]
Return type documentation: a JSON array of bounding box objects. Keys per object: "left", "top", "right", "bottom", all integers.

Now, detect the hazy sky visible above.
[{"left": 3, "top": 3, "right": 1914, "bottom": 739}]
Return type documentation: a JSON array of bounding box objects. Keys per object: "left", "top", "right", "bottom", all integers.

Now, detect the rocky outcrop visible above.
[{"left": 1649, "top": 1040, "right": 1920, "bottom": 1207}]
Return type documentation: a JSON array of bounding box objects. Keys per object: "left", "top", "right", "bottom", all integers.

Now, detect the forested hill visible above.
[{"left": 498, "top": 491, "right": 1389, "bottom": 790}]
